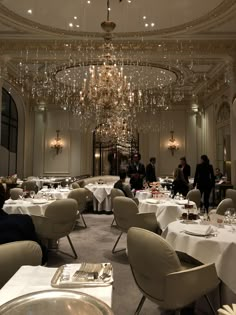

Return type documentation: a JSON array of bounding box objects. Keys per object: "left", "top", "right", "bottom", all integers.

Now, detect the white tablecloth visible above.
[
  {"left": 37, "top": 188, "right": 70, "bottom": 200},
  {"left": 163, "top": 220, "right": 236, "bottom": 294},
  {"left": 85, "top": 184, "right": 114, "bottom": 211},
  {"left": 0, "top": 265, "right": 112, "bottom": 308},
  {"left": 3, "top": 199, "right": 51, "bottom": 216},
  {"left": 138, "top": 198, "right": 196, "bottom": 229}
]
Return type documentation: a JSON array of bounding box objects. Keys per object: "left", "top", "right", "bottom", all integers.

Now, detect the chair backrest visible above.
[
  {"left": 113, "top": 196, "right": 139, "bottom": 232},
  {"left": 45, "top": 199, "right": 78, "bottom": 223},
  {"left": 216, "top": 198, "right": 234, "bottom": 215},
  {"left": 127, "top": 227, "right": 182, "bottom": 301},
  {"left": 110, "top": 188, "right": 125, "bottom": 209},
  {"left": 21, "top": 181, "right": 38, "bottom": 193},
  {"left": 72, "top": 182, "right": 80, "bottom": 189},
  {"left": 10, "top": 188, "right": 23, "bottom": 200},
  {"left": 226, "top": 189, "right": 236, "bottom": 209},
  {"left": 0, "top": 241, "right": 42, "bottom": 288},
  {"left": 67, "top": 188, "right": 88, "bottom": 212},
  {"left": 186, "top": 189, "right": 201, "bottom": 208}
]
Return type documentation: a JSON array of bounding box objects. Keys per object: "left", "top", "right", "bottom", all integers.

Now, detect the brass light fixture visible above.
[
  {"left": 51, "top": 130, "right": 63, "bottom": 154},
  {"left": 168, "top": 131, "right": 179, "bottom": 156}
]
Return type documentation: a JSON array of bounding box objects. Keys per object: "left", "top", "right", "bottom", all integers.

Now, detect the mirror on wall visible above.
[{"left": 216, "top": 101, "right": 231, "bottom": 181}]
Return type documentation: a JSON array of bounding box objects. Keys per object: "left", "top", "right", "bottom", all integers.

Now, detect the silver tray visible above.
[
  {"left": 0, "top": 290, "right": 114, "bottom": 315},
  {"left": 51, "top": 263, "right": 113, "bottom": 288}
]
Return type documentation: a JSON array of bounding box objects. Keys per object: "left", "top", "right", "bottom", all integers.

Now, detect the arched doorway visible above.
[{"left": 93, "top": 127, "right": 139, "bottom": 176}]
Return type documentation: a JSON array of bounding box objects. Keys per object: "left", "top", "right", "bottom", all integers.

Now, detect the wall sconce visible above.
[
  {"left": 168, "top": 131, "right": 179, "bottom": 156},
  {"left": 51, "top": 130, "right": 63, "bottom": 154}
]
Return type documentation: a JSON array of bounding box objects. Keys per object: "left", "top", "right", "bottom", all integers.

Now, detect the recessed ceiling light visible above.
[
  {"left": 158, "top": 44, "right": 162, "bottom": 47},
  {"left": 65, "top": 44, "right": 69, "bottom": 47},
  {"left": 87, "top": 0, "right": 91, "bottom": 3},
  {"left": 27, "top": 9, "right": 32, "bottom": 14},
  {"left": 76, "top": 24, "right": 80, "bottom": 28},
  {"left": 69, "top": 23, "right": 73, "bottom": 27},
  {"left": 151, "top": 23, "right": 155, "bottom": 27},
  {"left": 145, "top": 23, "right": 149, "bottom": 27},
  {"left": 74, "top": 16, "right": 77, "bottom": 20},
  {"left": 143, "top": 16, "right": 146, "bottom": 20},
  {"left": 127, "top": 0, "right": 132, "bottom": 3}
]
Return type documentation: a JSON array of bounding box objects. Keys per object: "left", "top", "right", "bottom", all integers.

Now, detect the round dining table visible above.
[
  {"left": 163, "top": 220, "right": 236, "bottom": 298},
  {"left": 3, "top": 199, "right": 52, "bottom": 216},
  {"left": 138, "top": 198, "right": 196, "bottom": 229}
]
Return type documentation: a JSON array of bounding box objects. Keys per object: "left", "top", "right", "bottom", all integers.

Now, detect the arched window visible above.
[{"left": 1, "top": 88, "right": 18, "bottom": 174}]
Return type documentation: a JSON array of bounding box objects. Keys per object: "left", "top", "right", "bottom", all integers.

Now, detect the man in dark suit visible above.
[
  {"left": 127, "top": 153, "right": 146, "bottom": 190},
  {"left": 178, "top": 157, "right": 191, "bottom": 183},
  {"left": 146, "top": 157, "right": 157, "bottom": 184}
]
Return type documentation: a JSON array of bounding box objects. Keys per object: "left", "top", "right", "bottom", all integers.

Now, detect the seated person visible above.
[
  {"left": 114, "top": 170, "right": 134, "bottom": 198},
  {"left": 0, "top": 184, "right": 47, "bottom": 264},
  {"left": 172, "top": 168, "right": 189, "bottom": 197},
  {"left": 215, "top": 168, "right": 223, "bottom": 182}
]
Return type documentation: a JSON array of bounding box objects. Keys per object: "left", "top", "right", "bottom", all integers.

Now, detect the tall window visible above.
[{"left": 1, "top": 88, "right": 18, "bottom": 174}]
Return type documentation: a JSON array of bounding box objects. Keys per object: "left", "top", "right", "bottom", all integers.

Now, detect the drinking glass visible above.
[{"left": 30, "top": 191, "right": 35, "bottom": 199}]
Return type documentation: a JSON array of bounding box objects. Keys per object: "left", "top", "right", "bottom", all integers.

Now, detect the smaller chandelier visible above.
[
  {"left": 168, "top": 131, "right": 179, "bottom": 156},
  {"left": 51, "top": 130, "right": 63, "bottom": 154}
]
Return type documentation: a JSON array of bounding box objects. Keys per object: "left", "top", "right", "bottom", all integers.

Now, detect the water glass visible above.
[{"left": 30, "top": 191, "right": 35, "bottom": 199}]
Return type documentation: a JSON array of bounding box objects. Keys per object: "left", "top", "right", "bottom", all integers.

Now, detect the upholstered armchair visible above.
[
  {"left": 127, "top": 227, "right": 219, "bottom": 315},
  {"left": 0, "top": 240, "right": 42, "bottom": 288}
]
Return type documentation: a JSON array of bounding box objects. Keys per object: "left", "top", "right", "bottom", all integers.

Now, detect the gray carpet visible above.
[{"left": 46, "top": 214, "right": 216, "bottom": 315}]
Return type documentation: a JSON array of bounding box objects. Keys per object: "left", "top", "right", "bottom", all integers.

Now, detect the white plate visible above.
[
  {"left": 32, "top": 199, "right": 48, "bottom": 204},
  {"left": 184, "top": 230, "right": 212, "bottom": 237},
  {"left": 145, "top": 199, "right": 160, "bottom": 204}
]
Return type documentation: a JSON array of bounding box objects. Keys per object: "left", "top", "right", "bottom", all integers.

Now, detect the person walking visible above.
[{"left": 193, "top": 155, "right": 215, "bottom": 212}]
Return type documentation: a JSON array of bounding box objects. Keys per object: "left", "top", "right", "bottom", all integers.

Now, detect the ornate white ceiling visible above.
[
  {"left": 0, "top": 0, "right": 227, "bottom": 35},
  {"left": 0, "top": 0, "right": 236, "bottom": 108}
]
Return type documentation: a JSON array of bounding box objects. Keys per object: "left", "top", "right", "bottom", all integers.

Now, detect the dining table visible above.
[
  {"left": 37, "top": 187, "right": 71, "bottom": 200},
  {"left": 85, "top": 183, "right": 115, "bottom": 212},
  {"left": 163, "top": 220, "right": 236, "bottom": 300},
  {"left": 138, "top": 197, "right": 196, "bottom": 229},
  {"left": 3, "top": 198, "right": 52, "bottom": 216},
  {"left": 0, "top": 265, "right": 113, "bottom": 308}
]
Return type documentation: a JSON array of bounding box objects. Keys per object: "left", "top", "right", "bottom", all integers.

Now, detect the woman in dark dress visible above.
[{"left": 193, "top": 155, "right": 215, "bottom": 212}]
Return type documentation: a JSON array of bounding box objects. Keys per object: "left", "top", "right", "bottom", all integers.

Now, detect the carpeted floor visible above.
[{"left": 46, "top": 213, "right": 215, "bottom": 315}]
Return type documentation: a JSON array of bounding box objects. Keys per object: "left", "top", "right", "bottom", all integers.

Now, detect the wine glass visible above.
[{"left": 30, "top": 190, "right": 35, "bottom": 199}]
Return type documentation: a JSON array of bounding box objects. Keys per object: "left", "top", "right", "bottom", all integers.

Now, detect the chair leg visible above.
[
  {"left": 67, "top": 235, "right": 78, "bottom": 259},
  {"left": 204, "top": 294, "right": 216, "bottom": 315},
  {"left": 80, "top": 213, "right": 87, "bottom": 228},
  {"left": 112, "top": 231, "right": 124, "bottom": 254},
  {"left": 111, "top": 217, "right": 116, "bottom": 227},
  {"left": 134, "top": 296, "right": 146, "bottom": 315}
]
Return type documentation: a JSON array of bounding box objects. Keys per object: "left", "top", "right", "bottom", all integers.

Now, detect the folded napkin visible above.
[
  {"left": 184, "top": 224, "right": 215, "bottom": 236},
  {"left": 218, "top": 304, "right": 236, "bottom": 315}
]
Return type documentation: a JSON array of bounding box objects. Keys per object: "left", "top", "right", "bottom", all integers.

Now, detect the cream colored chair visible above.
[
  {"left": 21, "top": 180, "right": 38, "bottom": 193},
  {"left": 186, "top": 189, "right": 201, "bottom": 208},
  {"left": 110, "top": 188, "right": 125, "bottom": 226},
  {"left": 226, "top": 189, "right": 236, "bottom": 209},
  {"left": 216, "top": 198, "right": 234, "bottom": 215},
  {"left": 72, "top": 182, "right": 80, "bottom": 189},
  {"left": 10, "top": 188, "right": 23, "bottom": 200},
  {"left": 112, "top": 196, "right": 161, "bottom": 253},
  {"left": 31, "top": 199, "right": 78, "bottom": 258},
  {"left": 127, "top": 227, "right": 220, "bottom": 315},
  {"left": 0, "top": 240, "right": 42, "bottom": 288},
  {"left": 67, "top": 188, "right": 89, "bottom": 228}
]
